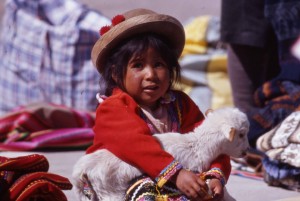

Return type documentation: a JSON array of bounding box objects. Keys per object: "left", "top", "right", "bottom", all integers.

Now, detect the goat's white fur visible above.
[{"left": 72, "top": 107, "right": 250, "bottom": 201}]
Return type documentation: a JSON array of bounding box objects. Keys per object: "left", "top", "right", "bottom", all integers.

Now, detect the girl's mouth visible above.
[{"left": 144, "top": 85, "right": 159, "bottom": 91}]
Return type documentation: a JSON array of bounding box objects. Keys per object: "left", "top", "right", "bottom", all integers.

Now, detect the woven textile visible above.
[
  {"left": 263, "top": 157, "right": 300, "bottom": 191},
  {"left": 179, "top": 16, "right": 233, "bottom": 112},
  {"left": 0, "top": 154, "right": 72, "bottom": 201},
  {"left": 255, "top": 110, "right": 300, "bottom": 191},
  {"left": 0, "top": 0, "right": 109, "bottom": 116},
  {"left": 125, "top": 176, "right": 189, "bottom": 201},
  {"left": 0, "top": 102, "right": 95, "bottom": 151},
  {"left": 247, "top": 81, "right": 300, "bottom": 147}
]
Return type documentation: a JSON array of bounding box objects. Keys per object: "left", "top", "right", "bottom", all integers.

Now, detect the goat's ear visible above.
[
  {"left": 227, "top": 127, "right": 236, "bottom": 142},
  {"left": 205, "top": 109, "right": 214, "bottom": 117}
]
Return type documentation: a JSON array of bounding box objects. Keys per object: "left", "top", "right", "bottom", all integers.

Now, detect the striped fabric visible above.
[
  {"left": 247, "top": 81, "right": 300, "bottom": 147},
  {"left": 0, "top": 154, "right": 72, "bottom": 201},
  {"left": 178, "top": 16, "right": 233, "bottom": 112},
  {"left": 0, "top": 102, "right": 95, "bottom": 151},
  {"left": 125, "top": 176, "right": 189, "bottom": 201},
  {"left": 0, "top": 0, "right": 110, "bottom": 116}
]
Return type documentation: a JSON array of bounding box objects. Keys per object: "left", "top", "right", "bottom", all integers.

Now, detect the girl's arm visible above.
[
  {"left": 207, "top": 155, "right": 231, "bottom": 185},
  {"left": 178, "top": 90, "right": 231, "bottom": 183},
  {"left": 87, "top": 91, "right": 181, "bottom": 187}
]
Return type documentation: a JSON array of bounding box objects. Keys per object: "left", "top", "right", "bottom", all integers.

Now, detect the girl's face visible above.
[{"left": 123, "top": 47, "right": 170, "bottom": 110}]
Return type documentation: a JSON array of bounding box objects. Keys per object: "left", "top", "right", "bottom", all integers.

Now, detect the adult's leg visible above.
[{"left": 227, "top": 30, "right": 280, "bottom": 112}]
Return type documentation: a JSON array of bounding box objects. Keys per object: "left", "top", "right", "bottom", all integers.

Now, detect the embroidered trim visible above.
[
  {"left": 155, "top": 160, "right": 183, "bottom": 188},
  {"left": 125, "top": 176, "right": 189, "bottom": 201},
  {"left": 139, "top": 91, "right": 182, "bottom": 134},
  {"left": 203, "top": 168, "right": 226, "bottom": 186},
  {"left": 168, "top": 97, "right": 181, "bottom": 132},
  {"left": 174, "top": 95, "right": 182, "bottom": 129}
]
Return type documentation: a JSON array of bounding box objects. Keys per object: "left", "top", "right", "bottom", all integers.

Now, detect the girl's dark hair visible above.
[{"left": 100, "top": 33, "right": 181, "bottom": 96}]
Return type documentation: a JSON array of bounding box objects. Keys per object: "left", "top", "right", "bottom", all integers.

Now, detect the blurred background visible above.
[
  {"left": 0, "top": 0, "right": 222, "bottom": 25},
  {"left": 0, "top": 1, "right": 300, "bottom": 201}
]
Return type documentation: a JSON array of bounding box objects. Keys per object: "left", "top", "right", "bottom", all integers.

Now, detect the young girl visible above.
[{"left": 82, "top": 8, "right": 231, "bottom": 201}]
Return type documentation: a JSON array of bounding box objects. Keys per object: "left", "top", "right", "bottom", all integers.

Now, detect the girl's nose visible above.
[{"left": 144, "top": 66, "right": 156, "bottom": 78}]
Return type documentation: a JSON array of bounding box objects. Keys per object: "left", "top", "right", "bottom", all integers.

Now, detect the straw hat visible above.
[{"left": 91, "top": 8, "right": 185, "bottom": 74}]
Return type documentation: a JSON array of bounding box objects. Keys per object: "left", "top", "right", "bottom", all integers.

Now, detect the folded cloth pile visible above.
[
  {"left": 0, "top": 154, "right": 72, "bottom": 201},
  {"left": 0, "top": 102, "right": 95, "bottom": 151},
  {"left": 179, "top": 15, "right": 233, "bottom": 112},
  {"left": 256, "top": 110, "right": 300, "bottom": 191}
]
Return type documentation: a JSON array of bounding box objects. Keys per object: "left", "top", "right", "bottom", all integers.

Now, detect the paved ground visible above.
[
  {"left": 0, "top": 0, "right": 300, "bottom": 200},
  {"left": 2, "top": 150, "right": 300, "bottom": 201}
]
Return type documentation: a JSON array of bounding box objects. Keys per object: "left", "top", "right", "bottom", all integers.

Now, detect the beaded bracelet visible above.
[
  {"left": 203, "top": 167, "right": 226, "bottom": 186},
  {"left": 156, "top": 160, "right": 183, "bottom": 188}
]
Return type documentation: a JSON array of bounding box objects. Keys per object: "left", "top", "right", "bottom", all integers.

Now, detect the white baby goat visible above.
[{"left": 72, "top": 107, "right": 250, "bottom": 201}]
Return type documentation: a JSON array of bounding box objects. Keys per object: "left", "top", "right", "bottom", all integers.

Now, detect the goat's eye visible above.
[{"left": 239, "top": 133, "right": 244, "bottom": 138}]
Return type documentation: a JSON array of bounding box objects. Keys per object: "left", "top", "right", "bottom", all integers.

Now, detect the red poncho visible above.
[{"left": 87, "top": 88, "right": 231, "bottom": 182}]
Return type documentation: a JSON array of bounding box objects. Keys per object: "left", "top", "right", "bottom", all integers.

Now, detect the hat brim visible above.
[{"left": 91, "top": 14, "right": 185, "bottom": 74}]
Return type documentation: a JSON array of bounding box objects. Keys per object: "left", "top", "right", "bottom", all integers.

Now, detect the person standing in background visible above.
[{"left": 220, "top": 0, "right": 300, "bottom": 147}]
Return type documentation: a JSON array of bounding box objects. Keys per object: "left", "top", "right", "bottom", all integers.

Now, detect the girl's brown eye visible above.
[{"left": 132, "top": 62, "right": 143, "bottom": 69}]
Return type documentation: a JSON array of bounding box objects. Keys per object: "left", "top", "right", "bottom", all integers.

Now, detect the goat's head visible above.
[{"left": 204, "top": 107, "right": 250, "bottom": 158}]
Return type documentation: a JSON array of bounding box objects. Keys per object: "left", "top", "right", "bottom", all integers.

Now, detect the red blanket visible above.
[{"left": 0, "top": 102, "right": 95, "bottom": 151}]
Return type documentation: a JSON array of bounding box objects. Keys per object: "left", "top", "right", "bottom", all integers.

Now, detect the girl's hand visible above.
[
  {"left": 207, "top": 178, "right": 224, "bottom": 201},
  {"left": 173, "top": 169, "right": 208, "bottom": 200}
]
